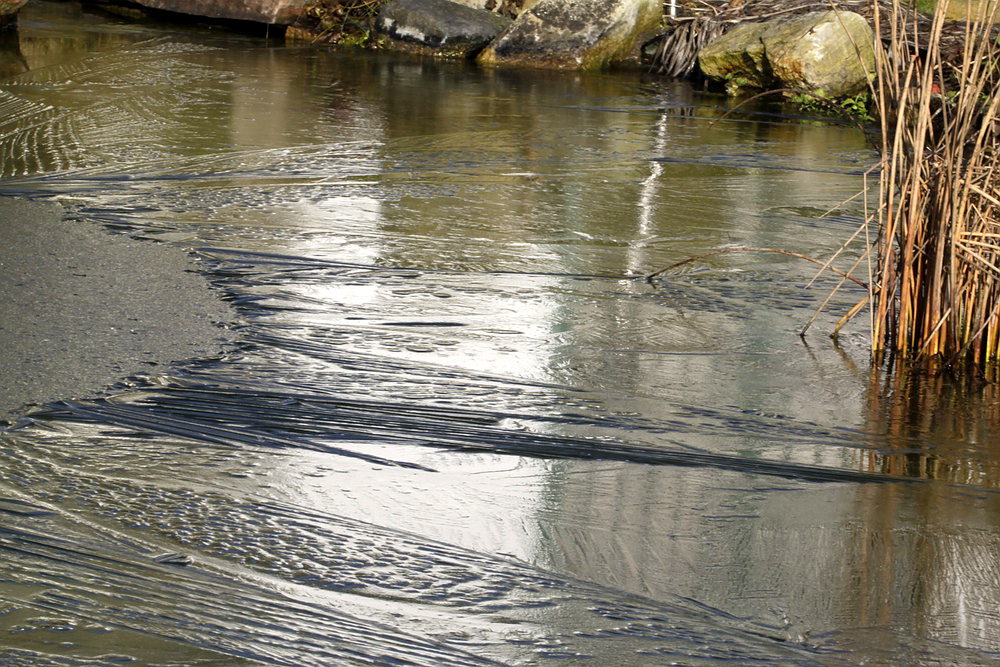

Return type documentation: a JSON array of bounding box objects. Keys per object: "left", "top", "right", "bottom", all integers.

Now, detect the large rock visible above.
[
  {"left": 121, "top": 0, "right": 311, "bottom": 25},
  {"left": 376, "top": 0, "right": 512, "bottom": 57},
  {"left": 477, "top": 0, "right": 662, "bottom": 70},
  {"left": 449, "top": 0, "right": 539, "bottom": 18},
  {"left": 698, "top": 11, "right": 875, "bottom": 97},
  {"left": 0, "top": 0, "right": 27, "bottom": 26}
]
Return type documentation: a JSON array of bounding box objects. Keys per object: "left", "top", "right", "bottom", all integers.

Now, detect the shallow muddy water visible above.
[{"left": 2, "top": 2, "right": 1000, "bottom": 665}]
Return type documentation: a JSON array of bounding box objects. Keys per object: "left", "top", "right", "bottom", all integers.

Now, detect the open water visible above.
[{"left": 2, "top": 2, "right": 1000, "bottom": 665}]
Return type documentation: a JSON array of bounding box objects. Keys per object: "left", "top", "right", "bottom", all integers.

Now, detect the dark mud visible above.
[{"left": 0, "top": 197, "right": 234, "bottom": 420}]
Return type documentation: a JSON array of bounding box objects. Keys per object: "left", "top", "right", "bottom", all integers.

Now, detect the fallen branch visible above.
[{"left": 645, "top": 246, "right": 869, "bottom": 288}]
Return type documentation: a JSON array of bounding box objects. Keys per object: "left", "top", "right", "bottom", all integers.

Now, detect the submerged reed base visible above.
[
  {"left": 863, "top": 363, "right": 1000, "bottom": 482},
  {"left": 865, "top": 0, "right": 1000, "bottom": 372}
]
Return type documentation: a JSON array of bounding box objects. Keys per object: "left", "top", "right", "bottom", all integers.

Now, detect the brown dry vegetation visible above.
[
  {"left": 288, "top": 0, "right": 384, "bottom": 45},
  {"left": 862, "top": 0, "right": 1000, "bottom": 370}
]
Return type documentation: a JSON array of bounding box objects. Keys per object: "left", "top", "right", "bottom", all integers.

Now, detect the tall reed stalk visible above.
[{"left": 868, "top": 0, "right": 1000, "bottom": 369}]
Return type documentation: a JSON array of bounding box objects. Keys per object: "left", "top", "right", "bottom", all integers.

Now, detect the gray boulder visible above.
[
  {"left": 477, "top": 0, "right": 662, "bottom": 70},
  {"left": 698, "top": 10, "right": 875, "bottom": 97},
  {"left": 449, "top": 0, "right": 537, "bottom": 18},
  {"left": 376, "top": 0, "right": 512, "bottom": 57},
  {"left": 118, "top": 0, "right": 311, "bottom": 25}
]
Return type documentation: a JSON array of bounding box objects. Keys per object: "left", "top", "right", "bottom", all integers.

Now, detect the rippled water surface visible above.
[{"left": 3, "top": 2, "right": 1000, "bottom": 665}]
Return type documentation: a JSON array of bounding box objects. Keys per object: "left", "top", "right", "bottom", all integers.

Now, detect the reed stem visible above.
[{"left": 867, "top": 0, "right": 1000, "bottom": 369}]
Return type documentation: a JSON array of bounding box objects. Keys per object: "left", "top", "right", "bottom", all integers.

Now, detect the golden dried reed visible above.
[{"left": 868, "top": 0, "right": 1000, "bottom": 369}]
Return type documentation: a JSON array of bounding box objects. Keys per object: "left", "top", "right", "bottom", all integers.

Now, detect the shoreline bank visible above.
[{"left": 0, "top": 197, "right": 235, "bottom": 422}]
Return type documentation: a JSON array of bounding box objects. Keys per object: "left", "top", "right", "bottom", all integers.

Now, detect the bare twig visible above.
[{"left": 646, "top": 246, "right": 869, "bottom": 288}]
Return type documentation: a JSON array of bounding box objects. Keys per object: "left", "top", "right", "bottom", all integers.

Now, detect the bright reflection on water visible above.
[{"left": 2, "top": 2, "right": 1000, "bottom": 666}]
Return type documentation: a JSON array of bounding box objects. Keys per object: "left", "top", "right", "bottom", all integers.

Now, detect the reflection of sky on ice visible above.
[
  {"left": 290, "top": 195, "right": 386, "bottom": 264},
  {"left": 268, "top": 446, "right": 552, "bottom": 564},
  {"left": 262, "top": 193, "right": 562, "bottom": 565},
  {"left": 292, "top": 273, "right": 565, "bottom": 381}
]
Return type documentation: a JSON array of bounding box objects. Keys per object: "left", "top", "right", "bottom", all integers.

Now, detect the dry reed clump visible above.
[
  {"left": 865, "top": 0, "right": 1000, "bottom": 371},
  {"left": 645, "top": 0, "right": 938, "bottom": 79},
  {"left": 645, "top": 0, "right": 1000, "bottom": 374}
]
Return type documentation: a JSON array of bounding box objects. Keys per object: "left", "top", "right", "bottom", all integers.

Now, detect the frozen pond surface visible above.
[{"left": 2, "top": 2, "right": 1000, "bottom": 665}]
